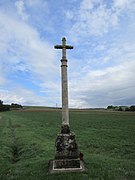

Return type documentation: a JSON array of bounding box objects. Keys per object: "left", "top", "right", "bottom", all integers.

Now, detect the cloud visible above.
[
  {"left": 0, "top": 74, "right": 6, "bottom": 85},
  {"left": 0, "top": 9, "right": 60, "bottom": 106},
  {"left": 66, "top": 0, "right": 135, "bottom": 40},
  {"left": 113, "top": 0, "right": 135, "bottom": 10},
  {"left": 0, "top": 10, "right": 58, "bottom": 80},
  {"left": 15, "top": 0, "right": 29, "bottom": 20},
  {"left": 81, "top": 0, "right": 93, "bottom": 10},
  {"left": 0, "top": 88, "right": 47, "bottom": 106},
  {"left": 68, "top": 38, "right": 135, "bottom": 108},
  {"left": 69, "top": 59, "right": 135, "bottom": 107},
  {"left": 0, "top": 0, "right": 135, "bottom": 108},
  {"left": 0, "top": 61, "right": 6, "bottom": 85},
  {"left": 27, "top": 0, "right": 40, "bottom": 6},
  {"left": 0, "top": 89, "right": 24, "bottom": 105}
]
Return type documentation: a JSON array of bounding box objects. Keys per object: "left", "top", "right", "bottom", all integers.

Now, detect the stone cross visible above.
[
  {"left": 54, "top": 37, "right": 73, "bottom": 130},
  {"left": 48, "top": 38, "right": 85, "bottom": 173}
]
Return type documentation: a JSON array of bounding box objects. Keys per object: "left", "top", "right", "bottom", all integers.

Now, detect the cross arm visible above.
[
  {"left": 54, "top": 45, "right": 63, "bottom": 49},
  {"left": 54, "top": 45, "right": 73, "bottom": 49},
  {"left": 66, "top": 45, "right": 73, "bottom": 49}
]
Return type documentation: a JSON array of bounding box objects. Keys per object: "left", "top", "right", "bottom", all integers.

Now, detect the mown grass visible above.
[{"left": 0, "top": 109, "right": 135, "bottom": 179}]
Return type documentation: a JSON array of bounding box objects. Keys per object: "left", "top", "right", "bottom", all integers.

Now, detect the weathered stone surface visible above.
[
  {"left": 54, "top": 37, "right": 73, "bottom": 126},
  {"left": 53, "top": 159, "right": 80, "bottom": 169},
  {"left": 61, "top": 125, "right": 70, "bottom": 134},
  {"left": 55, "top": 132, "right": 79, "bottom": 159}
]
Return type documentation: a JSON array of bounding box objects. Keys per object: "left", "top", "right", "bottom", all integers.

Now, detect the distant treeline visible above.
[
  {"left": 0, "top": 100, "right": 22, "bottom": 112},
  {"left": 107, "top": 105, "right": 135, "bottom": 111}
]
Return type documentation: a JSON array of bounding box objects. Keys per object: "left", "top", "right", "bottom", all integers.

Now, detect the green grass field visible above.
[{"left": 0, "top": 109, "right": 135, "bottom": 180}]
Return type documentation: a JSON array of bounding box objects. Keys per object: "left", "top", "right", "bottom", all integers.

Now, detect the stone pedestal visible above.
[
  {"left": 55, "top": 131, "right": 79, "bottom": 160},
  {"left": 48, "top": 126, "right": 86, "bottom": 173}
]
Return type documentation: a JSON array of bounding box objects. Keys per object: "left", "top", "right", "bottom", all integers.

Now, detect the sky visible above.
[{"left": 0, "top": 0, "right": 135, "bottom": 108}]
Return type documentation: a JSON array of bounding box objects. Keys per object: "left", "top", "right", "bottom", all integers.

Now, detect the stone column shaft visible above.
[
  {"left": 54, "top": 37, "right": 73, "bottom": 128},
  {"left": 61, "top": 58, "right": 69, "bottom": 126}
]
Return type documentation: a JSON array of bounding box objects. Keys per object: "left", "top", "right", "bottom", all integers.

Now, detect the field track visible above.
[
  {"left": 14, "top": 107, "right": 135, "bottom": 114},
  {"left": 18, "top": 108, "right": 59, "bottom": 112}
]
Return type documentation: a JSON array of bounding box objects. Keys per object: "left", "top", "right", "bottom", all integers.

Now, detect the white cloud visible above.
[
  {"left": 0, "top": 61, "right": 7, "bottom": 85},
  {"left": 71, "top": 61, "right": 135, "bottom": 107},
  {"left": 69, "top": 59, "right": 135, "bottom": 107},
  {"left": 67, "top": 0, "right": 135, "bottom": 40},
  {"left": 68, "top": 39, "right": 135, "bottom": 108},
  {"left": 0, "top": 81, "right": 60, "bottom": 106},
  {"left": 28, "top": 0, "right": 39, "bottom": 6},
  {"left": 113, "top": 0, "right": 135, "bottom": 10},
  {"left": 0, "top": 11, "right": 58, "bottom": 80},
  {"left": 0, "top": 88, "right": 46, "bottom": 106},
  {"left": 15, "top": 0, "right": 29, "bottom": 20},
  {"left": 0, "top": 74, "right": 6, "bottom": 85},
  {"left": 0, "top": 9, "right": 60, "bottom": 106},
  {"left": 0, "top": 89, "right": 24, "bottom": 105},
  {"left": 80, "top": 0, "right": 93, "bottom": 10},
  {"left": 65, "top": 10, "right": 74, "bottom": 20}
]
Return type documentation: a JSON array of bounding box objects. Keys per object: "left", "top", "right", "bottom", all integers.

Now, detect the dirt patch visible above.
[{"left": 18, "top": 108, "right": 62, "bottom": 112}]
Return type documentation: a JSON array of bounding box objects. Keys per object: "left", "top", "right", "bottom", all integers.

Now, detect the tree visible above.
[
  {"left": 107, "top": 105, "right": 114, "bottom": 109},
  {"left": 10, "top": 103, "right": 22, "bottom": 109},
  {"left": 118, "top": 107, "right": 123, "bottom": 111},
  {"left": 0, "top": 100, "right": 3, "bottom": 105},
  {"left": 130, "top": 106, "right": 135, "bottom": 111},
  {"left": 0, "top": 100, "right": 10, "bottom": 112},
  {"left": 125, "top": 107, "right": 130, "bottom": 111}
]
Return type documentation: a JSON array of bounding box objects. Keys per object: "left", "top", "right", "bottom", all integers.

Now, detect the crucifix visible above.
[{"left": 54, "top": 37, "right": 73, "bottom": 133}]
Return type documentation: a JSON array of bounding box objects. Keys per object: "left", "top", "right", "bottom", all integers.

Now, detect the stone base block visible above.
[
  {"left": 48, "top": 127, "right": 87, "bottom": 174},
  {"left": 55, "top": 132, "right": 79, "bottom": 159},
  {"left": 54, "top": 159, "right": 80, "bottom": 169},
  {"left": 48, "top": 159, "right": 86, "bottom": 174}
]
